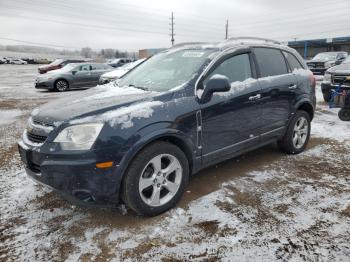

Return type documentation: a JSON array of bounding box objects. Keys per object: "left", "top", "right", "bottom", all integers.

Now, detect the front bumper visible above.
[
  {"left": 321, "top": 82, "right": 335, "bottom": 94},
  {"left": 35, "top": 79, "right": 55, "bottom": 90},
  {"left": 18, "top": 141, "right": 122, "bottom": 207},
  {"left": 309, "top": 68, "right": 327, "bottom": 75},
  {"left": 99, "top": 78, "right": 115, "bottom": 85}
]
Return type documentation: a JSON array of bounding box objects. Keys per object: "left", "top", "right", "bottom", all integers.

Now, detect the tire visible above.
[
  {"left": 278, "top": 110, "right": 311, "bottom": 154},
  {"left": 54, "top": 79, "right": 69, "bottom": 92},
  {"left": 338, "top": 108, "right": 350, "bottom": 121},
  {"left": 323, "top": 90, "right": 331, "bottom": 102},
  {"left": 121, "top": 141, "right": 189, "bottom": 216}
]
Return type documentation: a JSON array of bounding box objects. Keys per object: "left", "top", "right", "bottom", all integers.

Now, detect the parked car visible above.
[
  {"left": 306, "top": 52, "right": 348, "bottom": 75},
  {"left": 108, "top": 58, "right": 133, "bottom": 68},
  {"left": 18, "top": 38, "right": 316, "bottom": 216},
  {"left": 9, "top": 58, "right": 28, "bottom": 64},
  {"left": 38, "top": 58, "right": 85, "bottom": 74},
  {"left": 35, "top": 63, "right": 113, "bottom": 91},
  {"left": 321, "top": 55, "right": 350, "bottom": 102},
  {"left": 99, "top": 58, "right": 146, "bottom": 84},
  {"left": 0, "top": 58, "right": 6, "bottom": 64}
]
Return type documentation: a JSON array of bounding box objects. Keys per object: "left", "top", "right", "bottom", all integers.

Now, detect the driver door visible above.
[{"left": 199, "top": 52, "right": 262, "bottom": 164}]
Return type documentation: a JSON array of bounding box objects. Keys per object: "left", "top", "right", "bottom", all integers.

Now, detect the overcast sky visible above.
[{"left": 0, "top": 0, "right": 349, "bottom": 51}]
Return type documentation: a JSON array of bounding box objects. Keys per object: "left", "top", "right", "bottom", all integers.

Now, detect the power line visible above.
[
  {"left": 0, "top": 36, "right": 78, "bottom": 49},
  {"left": 170, "top": 12, "right": 175, "bottom": 46}
]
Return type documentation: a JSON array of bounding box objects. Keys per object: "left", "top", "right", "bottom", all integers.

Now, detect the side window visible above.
[
  {"left": 79, "top": 64, "right": 90, "bottom": 71},
  {"left": 205, "top": 53, "right": 252, "bottom": 85},
  {"left": 283, "top": 51, "right": 304, "bottom": 71},
  {"left": 254, "top": 48, "right": 288, "bottom": 77}
]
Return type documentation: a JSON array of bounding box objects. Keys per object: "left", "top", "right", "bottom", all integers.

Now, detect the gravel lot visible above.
[{"left": 0, "top": 65, "right": 350, "bottom": 261}]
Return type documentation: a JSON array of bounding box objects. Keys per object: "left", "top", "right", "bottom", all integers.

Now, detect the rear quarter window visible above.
[
  {"left": 283, "top": 51, "right": 304, "bottom": 71},
  {"left": 254, "top": 48, "right": 288, "bottom": 77}
]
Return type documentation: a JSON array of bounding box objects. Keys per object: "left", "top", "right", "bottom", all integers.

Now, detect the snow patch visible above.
[
  {"left": 0, "top": 109, "right": 22, "bottom": 125},
  {"left": 71, "top": 101, "right": 164, "bottom": 129}
]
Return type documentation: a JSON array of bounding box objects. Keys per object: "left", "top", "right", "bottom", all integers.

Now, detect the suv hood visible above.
[
  {"left": 31, "top": 84, "right": 160, "bottom": 126},
  {"left": 308, "top": 59, "right": 332, "bottom": 63},
  {"left": 327, "top": 63, "right": 350, "bottom": 74}
]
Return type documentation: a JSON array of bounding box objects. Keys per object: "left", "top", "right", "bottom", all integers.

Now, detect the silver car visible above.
[{"left": 35, "top": 63, "right": 113, "bottom": 92}]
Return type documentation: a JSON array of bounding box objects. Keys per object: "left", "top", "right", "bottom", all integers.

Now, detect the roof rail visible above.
[
  {"left": 226, "top": 37, "right": 281, "bottom": 45},
  {"left": 170, "top": 42, "right": 212, "bottom": 48}
]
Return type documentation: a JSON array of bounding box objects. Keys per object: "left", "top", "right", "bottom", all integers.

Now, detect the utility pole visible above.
[
  {"left": 170, "top": 12, "right": 175, "bottom": 46},
  {"left": 225, "top": 20, "right": 228, "bottom": 40}
]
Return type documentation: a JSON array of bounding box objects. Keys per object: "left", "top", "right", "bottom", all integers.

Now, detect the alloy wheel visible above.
[
  {"left": 292, "top": 116, "right": 309, "bottom": 149},
  {"left": 138, "top": 154, "right": 182, "bottom": 207},
  {"left": 56, "top": 80, "right": 68, "bottom": 91}
]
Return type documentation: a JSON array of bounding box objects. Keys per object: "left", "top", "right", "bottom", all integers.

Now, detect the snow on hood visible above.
[
  {"left": 327, "top": 63, "right": 350, "bottom": 74},
  {"left": 70, "top": 100, "right": 164, "bottom": 129},
  {"left": 101, "top": 69, "right": 128, "bottom": 79},
  {"left": 31, "top": 83, "right": 159, "bottom": 125}
]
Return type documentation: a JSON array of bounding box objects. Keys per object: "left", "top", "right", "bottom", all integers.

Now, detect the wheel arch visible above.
[
  {"left": 118, "top": 130, "right": 197, "bottom": 184},
  {"left": 295, "top": 100, "right": 314, "bottom": 120}
]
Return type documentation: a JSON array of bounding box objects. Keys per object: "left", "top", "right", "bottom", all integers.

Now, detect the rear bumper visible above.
[{"left": 18, "top": 141, "right": 122, "bottom": 207}]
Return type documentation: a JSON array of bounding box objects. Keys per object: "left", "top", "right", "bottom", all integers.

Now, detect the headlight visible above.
[
  {"left": 54, "top": 123, "right": 103, "bottom": 150},
  {"left": 37, "top": 76, "right": 53, "bottom": 82},
  {"left": 323, "top": 72, "right": 331, "bottom": 82},
  {"left": 325, "top": 61, "right": 335, "bottom": 68}
]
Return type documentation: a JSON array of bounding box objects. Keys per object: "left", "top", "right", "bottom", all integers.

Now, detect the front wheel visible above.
[
  {"left": 54, "top": 79, "right": 69, "bottom": 92},
  {"left": 121, "top": 142, "right": 189, "bottom": 216},
  {"left": 278, "top": 110, "right": 311, "bottom": 154},
  {"left": 338, "top": 108, "right": 350, "bottom": 121}
]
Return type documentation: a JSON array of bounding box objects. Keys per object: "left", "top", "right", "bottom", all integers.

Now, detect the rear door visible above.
[{"left": 253, "top": 47, "right": 297, "bottom": 140}]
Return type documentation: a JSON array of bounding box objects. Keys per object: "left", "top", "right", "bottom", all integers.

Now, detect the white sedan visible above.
[
  {"left": 10, "top": 59, "right": 28, "bottom": 65},
  {"left": 99, "top": 58, "right": 146, "bottom": 84}
]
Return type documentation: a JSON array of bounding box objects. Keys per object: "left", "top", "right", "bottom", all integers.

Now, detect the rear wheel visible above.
[
  {"left": 338, "top": 108, "right": 350, "bottom": 121},
  {"left": 121, "top": 142, "right": 189, "bottom": 216},
  {"left": 278, "top": 110, "right": 311, "bottom": 154},
  {"left": 54, "top": 79, "right": 69, "bottom": 92}
]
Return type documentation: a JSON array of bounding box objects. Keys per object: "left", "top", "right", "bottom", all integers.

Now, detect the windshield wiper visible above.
[{"left": 128, "top": 84, "right": 148, "bottom": 91}]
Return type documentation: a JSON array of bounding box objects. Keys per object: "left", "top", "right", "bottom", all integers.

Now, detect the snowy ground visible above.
[{"left": 0, "top": 65, "right": 349, "bottom": 261}]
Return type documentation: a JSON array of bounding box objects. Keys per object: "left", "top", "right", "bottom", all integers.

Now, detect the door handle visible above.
[
  {"left": 289, "top": 84, "right": 297, "bottom": 90},
  {"left": 248, "top": 94, "right": 261, "bottom": 101}
]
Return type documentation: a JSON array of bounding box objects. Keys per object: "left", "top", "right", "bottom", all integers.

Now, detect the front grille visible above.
[
  {"left": 307, "top": 62, "right": 325, "bottom": 69},
  {"left": 27, "top": 131, "right": 47, "bottom": 143},
  {"left": 332, "top": 75, "right": 350, "bottom": 86}
]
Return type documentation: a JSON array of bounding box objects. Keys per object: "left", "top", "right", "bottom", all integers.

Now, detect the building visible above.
[
  {"left": 139, "top": 48, "right": 166, "bottom": 59},
  {"left": 288, "top": 36, "right": 350, "bottom": 59}
]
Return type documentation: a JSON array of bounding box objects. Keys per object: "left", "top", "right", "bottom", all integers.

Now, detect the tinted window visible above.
[
  {"left": 254, "top": 48, "right": 288, "bottom": 77},
  {"left": 283, "top": 51, "right": 303, "bottom": 71},
  {"left": 206, "top": 53, "right": 252, "bottom": 84}
]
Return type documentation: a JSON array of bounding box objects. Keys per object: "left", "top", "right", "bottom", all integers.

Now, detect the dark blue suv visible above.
[{"left": 18, "top": 38, "right": 316, "bottom": 216}]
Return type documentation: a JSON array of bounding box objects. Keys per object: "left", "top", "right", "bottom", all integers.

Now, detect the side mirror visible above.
[
  {"left": 72, "top": 70, "right": 77, "bottom": 75},
  {"left": 200, "top": 74, "right": 231, "bottom": 103}
]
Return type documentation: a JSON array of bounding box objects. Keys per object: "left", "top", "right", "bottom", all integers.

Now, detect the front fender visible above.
[{"left": 116, "top": 121, "right": 197, "bottom": 182}]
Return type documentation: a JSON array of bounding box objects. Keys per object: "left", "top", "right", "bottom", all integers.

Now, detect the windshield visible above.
[
  {"left": 49, "top": 59, "right": 64, "bottom": 66},
  {"left": 117, "top": 49, "right": 217, "bottom": 92},
  {"left": 313, "top": 53, "right": 337, "bottom": 60}
]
